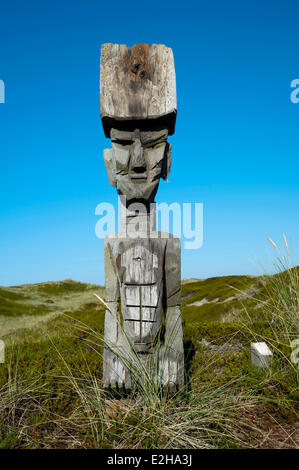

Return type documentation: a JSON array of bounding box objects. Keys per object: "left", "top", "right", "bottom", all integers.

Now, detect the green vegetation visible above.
[
  {"left": 0, "top": 245, "right": 298, "bottom": 449},
  {"left": 0, "top": 280, "right": 105, "bottom": 341},
  {"left": 181, "top": 275, "right": 265, "bottom": 323}
]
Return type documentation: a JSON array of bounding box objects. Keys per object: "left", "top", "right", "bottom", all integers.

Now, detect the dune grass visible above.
[
  {"left": 0, "top": 250, "right": 298, "bottom": 449},
  {"left": 0, "top": 316, "right": 266, "bottom": 449},
  {"left": 239, "top": 236, "right": 299, "bottom": 399}
]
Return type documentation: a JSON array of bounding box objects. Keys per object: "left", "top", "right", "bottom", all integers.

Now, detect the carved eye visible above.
[
  {"left": 151, "top": 142, "right": 164, "bottom": 149},
  {"left": 114, "top": 140, "right": 133, "bottom": 146},
  {"left": 142, "top": 142, "right": 158, "bottom": 150}
]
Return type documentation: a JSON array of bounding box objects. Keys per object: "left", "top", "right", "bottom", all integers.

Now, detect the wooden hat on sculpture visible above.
[{"left": 100, "top": 43, "right": 177, "bottom": 137}]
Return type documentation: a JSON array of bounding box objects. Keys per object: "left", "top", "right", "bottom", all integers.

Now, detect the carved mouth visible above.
[{"left": 130, "top": 175, "right": 147, "bottom": 182}]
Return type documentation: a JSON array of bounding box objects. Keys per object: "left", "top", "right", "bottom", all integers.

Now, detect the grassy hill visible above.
[
  {"left": 0, "top": 274, "right": 266, "bottom": 342},
  {"left": 0, "top": 279, "right": 105, "bottom": 343},
  {"left": 0, "top": 271, "right": 298, "bottom": 449}
]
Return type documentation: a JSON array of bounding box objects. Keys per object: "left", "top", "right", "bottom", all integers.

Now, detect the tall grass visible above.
[
  {"left": 58, "top": 370, "right": 262, "bottom": 449},
  {"left": 265, "top": 236, "right": 299, "bottom": 345},
  {"left": 50, "top": 302, "right": 266, "bottom": 449},
  {"left": 241, "top": 235, "right": 299, "bottom": 383},
  {"left": 3, "top": 248, "right": 296, "bottom": 448},
  {"left": 0, "top": 354, "right": 46, "bottom": 448}
]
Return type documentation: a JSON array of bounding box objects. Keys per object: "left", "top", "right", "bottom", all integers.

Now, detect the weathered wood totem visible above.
[{"left": 100, "top": 43, "right": 184, "bottom": 392}]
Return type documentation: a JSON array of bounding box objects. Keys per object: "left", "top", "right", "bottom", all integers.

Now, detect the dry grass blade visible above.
[
  {"left": 268, "top": 237, "right": 279, "bottom": 251},
  {"left": 283, "top": 234, "right": 289, "bottom": 256}
]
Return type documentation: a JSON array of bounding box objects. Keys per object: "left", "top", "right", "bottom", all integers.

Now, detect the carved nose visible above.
[{"left": 130, "top": 139, "right": 146, "bottom": 173}]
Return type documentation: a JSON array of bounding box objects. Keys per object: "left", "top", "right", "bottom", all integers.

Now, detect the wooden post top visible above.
[{"left": 100, "top": 43, "right": 177, "bottom": 137}]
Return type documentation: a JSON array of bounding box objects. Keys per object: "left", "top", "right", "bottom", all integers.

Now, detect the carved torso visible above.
[
  {"left": 120, "top": 244, "right": 163, "bottom": 351},
  {"left": 105, "top": 235, "right": 167, "bottom": 352}
]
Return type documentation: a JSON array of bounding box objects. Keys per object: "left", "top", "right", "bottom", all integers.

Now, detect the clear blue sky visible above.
[{"left": 0, "top": 0, "right": 299, "bottom": 286}]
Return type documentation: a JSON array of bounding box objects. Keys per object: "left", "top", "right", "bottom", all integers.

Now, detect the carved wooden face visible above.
[{"left": 103, "top": 128, "right": 171, "bottom": 203}]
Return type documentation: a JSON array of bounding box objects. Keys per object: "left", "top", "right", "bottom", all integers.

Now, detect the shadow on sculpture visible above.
[{"left": 100, "top": 43, "right": 185, "bottom": 395}]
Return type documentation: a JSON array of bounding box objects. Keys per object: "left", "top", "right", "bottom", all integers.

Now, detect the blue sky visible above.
[{"left": 0, "top": 0, "right": 299, "bottom": 286}]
